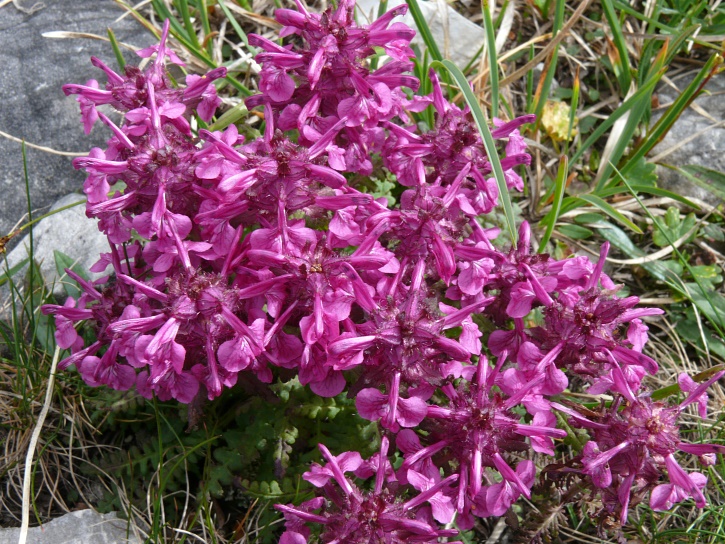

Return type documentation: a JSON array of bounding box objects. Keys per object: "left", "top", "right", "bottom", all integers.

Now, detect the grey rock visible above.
[
  {"left": 356, "top": 0, "right": 487, "bottom": 68},
  {"left": 0, "top": 509, "right": 143, "bottom": 544},
  {"left": 0, "top": 0, "right": 154, "bottom": 245},
  {"left": 4, "top": 193, "right": 109, "bottom": 297},
  {"left": 651, "top": 72, "right": 725, "bottom": 206}
]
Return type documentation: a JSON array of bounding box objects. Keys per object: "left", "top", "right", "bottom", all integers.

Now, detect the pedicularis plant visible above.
[{"left": 45, "top": 1, "right": 725, "bottom": 541}]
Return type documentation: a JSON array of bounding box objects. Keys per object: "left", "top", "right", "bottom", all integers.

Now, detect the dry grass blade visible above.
[
  {"left": 604, "top": 229, "right": 693, "bottom": 264},
  {"left": 223, "top": 2, "right": 282, "bottom": 31},
  {"left": 41, "top": 30, "right": 140, "bottom": 51},
  {"left": 0, "top": 129, "right": 86, "bottom": 157},
  {"left": 650, "top": 119, "right": 725, "bottom": 163},
  {"left": 19, "top": 346, "right": 60, "bottom": 544},
  {"left": 498, "top": 0, "right": 593, "bottom": 88},
  {"left": 469, "top": 32, "right": 552, "bottom": 97}
]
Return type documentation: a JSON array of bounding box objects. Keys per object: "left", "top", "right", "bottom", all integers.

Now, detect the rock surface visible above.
[
  {"left": 4, "top": 193, "right": 110, "bottom": 297},
  {"left": 0, "top": 0, "right": 154, "bottom": 243},
  {"left": 0, "top": 509, "right": 143, "bottom": 544},
  {"left": 356, "top": 0, "right": 487, "bottom": 67},
  {"left": 652, "top": 72, "right": 725, "bottom": 205}
]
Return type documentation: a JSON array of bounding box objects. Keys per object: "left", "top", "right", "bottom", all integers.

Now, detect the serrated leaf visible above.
[
  {"left": 625, "top": 157, "right": 657, "bottom": 186},
  {"left": 652, "top": 207, "right": 696, "bottom": 247}
]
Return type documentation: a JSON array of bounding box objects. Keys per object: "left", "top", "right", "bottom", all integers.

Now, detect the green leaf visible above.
[
  {"left": 569, "top": 72, "right": 663, "bottom": 167},
  {"left": 684, "top": 282, "right": 725, "bottom": 330},
  {"left": 615, "top": 164, "right": 725, "bottom": 333},
  {"left": 25, "top": 261, "right": 56, "bottom": 352},
  {"left": 573, "top": 194, "right": 643, "bottom": 233},
  {"left": 689, "top": 265, "right": 723, "bottom": 290},
  {"left": 592, "top": 219, "right": 673, "bottom": 282},
  {"left": 624, "top": 157, "right": 657, "bottom": 186},
  {"left": 573, "top": 212, "right": 605, "bottom": 224},
  {"left": 557, "top": 224, "right": 593, "bottom": 239},
  {"left": 652, "top": 207, "right": 696, "bottom": 247},
  {"left": 594, "top": 184, "right": 700, "bottom": 209},
  {"left": 601, "top": 0, "right": 631, "bottom": 92},
  {"left": 208, "top": 101, "right": 249, "bottom": 132},
  {"left": 207, "top": 465, "right": 233, "bottom": 497},
  {"left": 621, "top": 54, "right": 724, "bottom": 181},
  {"left": 679, "top": 164, "right": 725, "bottom": 200},
  {"left": 54, "top": 250, "right": 90, "bottom": 299},
  {"left": 0, "top": 257, "right": 29, "bottom": 287},
  {"left": 703, "top": 223, "right": 725, "bottom": 242},
  {"left": 481, "top": 0, "right": 499, "bottom": 118},
  {"left": 677, "top": 308, "right": 725, "bottom": 359},
  {"left": 538, "top": 156, "right": 568, "bottom": 252},
  {"left": 404, "top": 0, "right": 443, "bottom": 61}
]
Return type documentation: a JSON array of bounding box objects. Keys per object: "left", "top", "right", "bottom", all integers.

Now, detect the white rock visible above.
[
  {"left": 356, "top": 0, "right": 487, "bottom": 67},
  {"left": 0, "top": 509, "right": 143, "bottom": 544}
]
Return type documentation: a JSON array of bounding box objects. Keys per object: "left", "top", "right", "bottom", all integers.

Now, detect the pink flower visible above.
[{"left": 276, "top": 439, "right": 459, "bottom": 543}]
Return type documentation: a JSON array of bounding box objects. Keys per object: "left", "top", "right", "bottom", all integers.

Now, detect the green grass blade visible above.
[
  {"left": 532, "top": 0, "right": 565, "bottom": 120},
  {"left": 0, "top": 258, "right": 29, "bottom": 287},
  {"left": 673, "top": 164, "right": 725, "bottom": 201},
  {"left": 525, "top": 44, "right": 535, "bottom": 113},
  {"left": 152, "top": 0, "right": 191, "bottom": 43},
  {"left": 377, "top": 0, "right": 389, "bottom": 18},
  {"left": 462, "top": 43, "right": 485, "bottom": 75},
  {"left": 208, "top": 101, "right": 249, "bottom": 132},
  {"left": 614, "top": 165, "right": 725, "bottom": 334},
  {"left": 574, "top": 193, "right": 643, "bottom": 234},
  {"left": 150, "top": 0, "right": 252, "bottom": 96},
  {"left": 481, "top": 0, "right": 499, "bottom": 118},
  {"left": 434, "top": 59, "right": 518, "bottom": 246},
  {"left": 217, "top": 0, "right": 249, "bottom": 46},
  {"left": 107, "top": 28, "right": 126, "bottom": 70},
  {"left": 538, "top": 156, "right": 568, "bottom": 253},
  {"left": 22, "top": 142, "right": 36, "bottom": 336},
  {"left": 601, "top": 0, "right": 631, "bottom": 92},
  {"left": 651, "top": 364, "right": 725, "bottom": 401},
  {"left": 612, "top": 0, "right": 675, "bottom": 34},
  {"left": 593, "top": 38, "right": 668, "bottom": 189},
  {"left": 198, "top": 0, "right": 214, "bottom": 56},
  {"left": 405, "top": 0, "right": 443, "bottom": 61},
  {"left": 176, "top": 0, "right": 201, "bottom": 50},
  {"left": 621, "top": 54, "right": 723, "bottom": 178},
  {"left": 569, "top": 71, "right": 663, "bottom": 167},
  {"left": 564, "top": 66, "right": 580, "bottom": 156},
  {"left": 595, "top": 184, "right": 700, "bottom": 209},
  {"left": 594, "top": 90, "right": 652, "bottom": 190}
]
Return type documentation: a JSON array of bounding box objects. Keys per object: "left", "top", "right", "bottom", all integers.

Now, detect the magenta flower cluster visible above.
[{"left": 45, "top": 1, "right": 724, "bottom": 540}]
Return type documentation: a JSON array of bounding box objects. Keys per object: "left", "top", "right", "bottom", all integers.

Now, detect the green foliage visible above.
[
  {"left": 84, "top": 376, "right": 379, "bottom": 538},
  {"left": 652, "top": 207, "right": 697, "bottom": 247}
]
